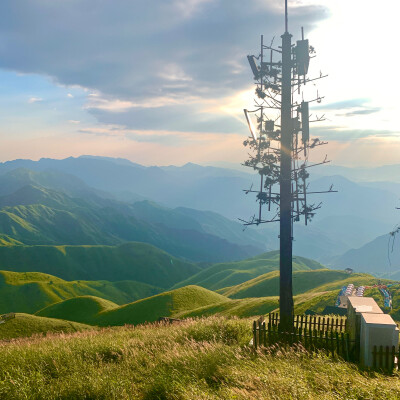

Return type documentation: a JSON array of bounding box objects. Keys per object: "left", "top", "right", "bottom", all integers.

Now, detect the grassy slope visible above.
[
  {"left": 0, "top": 202, "right": 110, "bottom": 245},
  {"left": 36, "top": 296, "right": 118, "bottom": 324},
  {"left": 0, "top": 270, "right": 161, "bottom": 314},
  {"left": 0, "top": 242, "right": 199, "bottom": 288},
  {"left": 37, "top": 286, "right": 230, "bottom": 326},
  {"left": 173, "top": 250, "right": 325, "bottom": 291},
  {"left": 0, "top": 313, "right": 91, "bottom": 340},
  {"left": 178, "top": 291, "right": 327, "bottom": 319},
  {"left": 1, "top": 317, "right": 399, "bottom": 399},
  {"left": 219, "top": 270, "right": 381, "bottom": 299}
]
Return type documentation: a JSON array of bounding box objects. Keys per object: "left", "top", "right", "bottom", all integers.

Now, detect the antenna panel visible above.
[
  {"left": 247, "top": 56, "right": 260, "bottom": 79},
  {"left": 295, "top": 39, "right": 310, "bottom": 76},
  {"left": 301, "top": 101, "right": 309, "bottom": 143}
]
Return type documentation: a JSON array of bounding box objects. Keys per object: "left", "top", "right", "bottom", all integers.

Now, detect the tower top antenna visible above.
[{"left": 285, "top": 0, "right": 288, "bottom": 32}]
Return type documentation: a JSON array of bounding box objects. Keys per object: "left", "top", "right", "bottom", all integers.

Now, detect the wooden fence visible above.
[
  {"left": 254, "top": 314, "right": 400, "bottom": 372},
  {"left": 253, "top": 314, "right": 358, "bottom": 362},
  {"left": 372, "top": 345, "right": 398, "bottom": 371},
  {"left": 268, "top": 312, "right": 347, "bottom": 333}
]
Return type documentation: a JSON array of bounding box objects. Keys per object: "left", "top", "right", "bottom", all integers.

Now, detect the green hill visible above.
[
  {"left": 0, "top": 179, "right": 262, "bottom": 262},
  {"left": 0, "top": 270, "right": 162, "bottom": 314},
  {"left": 173, "top": 251, "right": 325, "bottom": 291},
  {"left": 37, "top": 286, "right": 230, "bottom": 326},
  {"left": 0, "top": 242, "right": 199, "bottom": 288},
  {"left": 0, "top": 313, "right": 91, "bottom": 340},
  {"left": 0, "top": 203, "right": 109, "bottom": 245},
  {"left": 178, "top": 291, "right": 333, "bottom": 319},
  {"left": 36, "top": 296, "right": 118, "bottom": 324},
  {"left": 219, "top": 269, "right": 381, "bottom": 299},
  {"left": 36, "top": 285, "right": 338, "bottom": 327}
]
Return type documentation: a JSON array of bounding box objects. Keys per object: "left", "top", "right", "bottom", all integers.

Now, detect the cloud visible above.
[
  {"left": 315, "top": 98, "right": 369, "bottom": 110},
  {"left": 67, "top": 93, "right": 74, "bottom": 98},
  {"left": 340, "top": 107, "right": 381, "bottom": 117},
  {"left": 315, "top": 98, "right": 382, "bottom": 120},
  {"left": 78, "top": 122, "right": 245, "bottom": 147},
  {"left": 0, "top": 1, "right": 328, "bottom": 134},
  {"left": 28, "top": 97, "right": 43, "bottom": 104},
  {"left": 311, "top": 125, "right": 398, "bottom": 142}
]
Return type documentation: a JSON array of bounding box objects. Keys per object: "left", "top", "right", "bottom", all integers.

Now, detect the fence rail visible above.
[{"left": 268, "top": 312, "right": 347, "bottom": 333}]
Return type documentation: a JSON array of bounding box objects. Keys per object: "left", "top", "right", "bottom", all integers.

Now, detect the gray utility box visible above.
[
  {"left": 346, "top": 297, "right": 383, "bottom": 342},
  {"left": 360, "top": 313, "right": 399, "bottom": 367}
]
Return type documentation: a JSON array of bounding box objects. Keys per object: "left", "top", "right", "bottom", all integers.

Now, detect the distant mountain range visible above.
[
  {"left": 326, "top": 233, "right": 400, "bottom": 278},
  {"left": 0, "top": 168, "right": 268, "bottom": 263},
  {"left": 0, "top": 155, "right": 398, "bottom": 271}
]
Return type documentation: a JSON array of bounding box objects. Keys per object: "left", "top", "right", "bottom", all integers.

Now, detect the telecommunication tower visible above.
[{"left": 241, "top": 0, "right": 335, "bottom": 330}]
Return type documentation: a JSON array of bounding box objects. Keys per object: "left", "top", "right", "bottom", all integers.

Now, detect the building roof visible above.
[
  {"left": 361, "top": 313, "right": 397, "bottom": 326},
  {"left": 347, "top": 296, "right": 383, "bottom": 314}
]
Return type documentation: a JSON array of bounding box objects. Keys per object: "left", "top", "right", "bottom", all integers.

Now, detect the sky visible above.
[{"left": 0, "top": 0, "right": 398, "bottom": 167}]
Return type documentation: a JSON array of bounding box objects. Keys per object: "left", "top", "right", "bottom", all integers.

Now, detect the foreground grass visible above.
[{"left": 1, "top": 317, "right": 400, "bottom": 399}]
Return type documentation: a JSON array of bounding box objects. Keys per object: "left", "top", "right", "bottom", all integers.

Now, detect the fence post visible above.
[
  {"left": 317, "top": 316, "right": 321, "bottom": 332},
  {"left": 335, "top": 331, "right": 340, "bottom": 356},
  {"left": 372, "top": 345, "right": 377, "bottom": 369},
  {"left": 340, "top": 333, "right": 346, "bottom": 360},
  {"left": 385, "top": 346, "right": 389, "bottom": 371},
  {"left": 271, "top": 322, "right": 275, "bottom": 344},
  {"left": 346, "top": 333, "right": 351, "bottom": 361},
  {"left": 304, "top": 327, "right": 308, "bottom": 349},
  {"left": 324, "top": 330, "right": 329, "bottom": 355},
  {"left": 379, "top": 345, "right": 383, "bottom": 369},
  {"left": 263, "top": 321, "right": 266, "bottom": 347},
  {"left": 253, "top": 321, "right": 257, "bottom": 349},
  {"left": 330, "top": 330, "right": 334, "bottom": 357},
  {"left": 391, "top": 346, "right": 396, "bottom": 371}
]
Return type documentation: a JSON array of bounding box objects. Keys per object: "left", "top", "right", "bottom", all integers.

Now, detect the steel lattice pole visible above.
[{"left": 279, "top": 30, "right": 294, "bottom": 331}]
